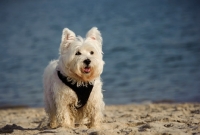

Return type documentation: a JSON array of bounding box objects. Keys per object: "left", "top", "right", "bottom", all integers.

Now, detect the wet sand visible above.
[{"left": 0, "top": 103, "right": 199, "bottom": 135}]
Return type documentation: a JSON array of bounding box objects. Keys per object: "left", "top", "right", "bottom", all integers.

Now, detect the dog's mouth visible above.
[{"left": 83, "top": 66, "right": 91, "bottom": 74}]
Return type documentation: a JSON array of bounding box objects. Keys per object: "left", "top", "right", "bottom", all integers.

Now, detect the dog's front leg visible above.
[
  {"left": 87, "top": 102, "right": 104, "bottom": 128},
  {"left": 55, "top": 101, "right": 75, "bottom": 128},
  {"left": 49, "top": 109, "right": 58, "bottom": 128}
]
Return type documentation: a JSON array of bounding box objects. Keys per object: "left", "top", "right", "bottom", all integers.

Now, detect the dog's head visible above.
[{"left": 58, "top": 27, "right": 104, "bottom": 82}]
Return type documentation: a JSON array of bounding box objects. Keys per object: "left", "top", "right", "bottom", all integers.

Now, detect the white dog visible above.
[{"left": 43, "top": 27, "right": 105, "bottom": 129}]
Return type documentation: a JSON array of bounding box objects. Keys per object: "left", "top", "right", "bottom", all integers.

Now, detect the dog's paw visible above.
[
  {"left": 49, "top": 121, "right": 59, "bottom": 129},
  {"left": 60, "top": 123, "right": 74, "bottom": 129},
  {"left": 86, "top": 123, "right": 101, "bottom": 129}
]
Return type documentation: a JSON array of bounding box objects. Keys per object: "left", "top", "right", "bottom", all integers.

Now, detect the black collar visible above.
[{"left": 57, "top": 71, "right": 94, "bottom": 109}]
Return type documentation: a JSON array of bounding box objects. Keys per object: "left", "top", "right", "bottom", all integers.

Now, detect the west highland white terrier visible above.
[{"left": 43, "top": 27, "right": 105, "bottom": 129}]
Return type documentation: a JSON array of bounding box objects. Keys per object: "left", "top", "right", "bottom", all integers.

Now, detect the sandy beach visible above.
[{"left": 0, "top": 103, "right": 199, "bottom": 135}]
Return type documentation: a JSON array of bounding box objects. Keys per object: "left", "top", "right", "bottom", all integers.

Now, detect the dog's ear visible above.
[
  {"left": 86, "top": 27, "right": 102, "bottom": 45},
  {"left": 59, "top": 28, "right": 76, "bottom": 54}
]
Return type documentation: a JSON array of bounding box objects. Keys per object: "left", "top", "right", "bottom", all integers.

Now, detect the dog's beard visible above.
[
  {"left": 82, "top": 66, "right": 91, "bottom": 74},
  {"left": 72, "top": 64, "right": 98, "bottom": 82},
  {"left": 65, "top": 58, "right": 102, "bottom": 82}
]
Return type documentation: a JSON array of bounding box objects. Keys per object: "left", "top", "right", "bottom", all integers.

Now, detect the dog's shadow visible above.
[
  {"left": 0, "top": 119, "right": 55, "bottom": 134},
  {"left": 0, "top": 124, "right": 36, "bottom": 134}
]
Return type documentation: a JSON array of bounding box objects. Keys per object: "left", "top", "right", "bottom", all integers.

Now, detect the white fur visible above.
[{"left": 43, "top": 27, "right": 105, "bottom": 128}]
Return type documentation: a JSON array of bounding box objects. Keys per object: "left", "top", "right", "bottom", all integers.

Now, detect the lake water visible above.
[{"left": 0, "top": 0, "right": 200, "bottom": 107}]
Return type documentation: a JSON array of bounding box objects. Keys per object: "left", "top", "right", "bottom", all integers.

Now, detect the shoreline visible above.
[
  {"left": 0, "top": 99, "right": 197, "bottom": 109},
  {"left": 0, "top": 103, "right": 200, "bottom": 135}
]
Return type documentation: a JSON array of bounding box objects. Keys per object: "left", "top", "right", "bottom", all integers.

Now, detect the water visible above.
[{"left": 0, "top": 0, "right": 200, "bottom": 107}]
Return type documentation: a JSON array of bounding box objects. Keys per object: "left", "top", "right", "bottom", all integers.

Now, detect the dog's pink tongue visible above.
[{"left": 84, "top": 67, "right": 91, "bottom": 73}]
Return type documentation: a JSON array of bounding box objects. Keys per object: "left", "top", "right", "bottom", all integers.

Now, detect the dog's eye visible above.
[
  {"left": 75, "top": 51, "right": 81, "bottom": 55},
  {"left": 90, "top": 51, "right": 94, "bottom": 55}
]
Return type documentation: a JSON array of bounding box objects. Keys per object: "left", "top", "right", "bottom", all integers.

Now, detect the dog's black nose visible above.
[{"left": 83, "top": 59, "right": 91, "bottom": 65}]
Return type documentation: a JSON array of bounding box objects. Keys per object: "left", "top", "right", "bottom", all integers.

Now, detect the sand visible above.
[{"left": 0, "top": 103, "right": 200, "bottom": 135}]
